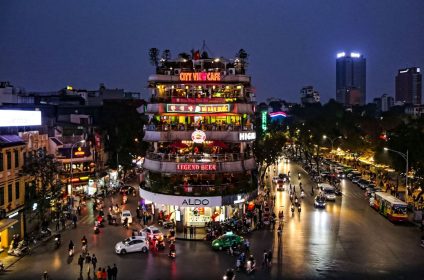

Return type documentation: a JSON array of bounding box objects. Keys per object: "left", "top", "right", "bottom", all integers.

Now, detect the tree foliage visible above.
[
  {"left": 21, "top": 149, "right": 62, "bottom": 226},
  {"left": 149, "top": 47, "right": 160, "bottom": 66}
]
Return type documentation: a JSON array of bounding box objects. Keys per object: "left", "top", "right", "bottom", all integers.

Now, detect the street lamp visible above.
[
  {"left": 322, "top": 135, "right": 342, "bottom": 152},
  {"left": 384, "top": 147, "right": 409, "bottom": 194},
  {"left": 70, "top": 139, "right": 86, "bottom": 195}
]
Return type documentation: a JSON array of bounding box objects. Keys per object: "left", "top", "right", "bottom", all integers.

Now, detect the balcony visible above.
[{"left": 143, "top": 154, "right": 256, "bottom": 173}]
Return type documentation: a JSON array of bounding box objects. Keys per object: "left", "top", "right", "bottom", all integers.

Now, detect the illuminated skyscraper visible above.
[
  {"left": 395, "top": 67, "right": 422, "bottom": 105},
  {"left": 336, "top": 52, "right": 366, "bottom": 106}
]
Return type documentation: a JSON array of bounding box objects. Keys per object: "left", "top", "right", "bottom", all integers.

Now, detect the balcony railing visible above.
[
  {"left": 145, "top": 124, "right": 254, "bottom": 132},
  {"left": 142, "top": 179, "right": 256, "bottom": 197},
  {"left": 145, "top": 152, "right": 253, "bottom": 163}
]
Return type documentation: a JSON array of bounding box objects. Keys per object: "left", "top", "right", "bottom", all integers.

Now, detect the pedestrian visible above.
[
  {"left": 96, "top": 268, "right": 102, "bottom": 280},
  {"left": 267, "top": 249, "right": 273, "bottom": 267},
  {"left": 102, "top": 268, "right": 107, "bottom": 280},
  {"left": 112, "top": 264, "right": 118, "bottom": 280},
  {"left": 42, "top": 270, "right": 49, "bottom": 280},
  {"left": 87, "top": 262, "right": 91, "bottom": 278},
  {"left": 193, "top": 226, "right": 196, "bottom": 238},
  {"left": 183, "top": 226, "right": 187, "bottom": 238},
  {"left": 61, "top": 216, "right": 66, "bottom": 230},
  {"left": 73, "top": 214, "right": 78, "bottom": 228},
  {"left": 262, "top": 250, "right": 267, "bottom": 268},
  {"left": 107, "top": 266, "right": 112, "bottom": 280},
  {"left": 78, "top": 254, "right": 84, "bottom": 273},
  {"left": 189, "top": 225, "right": 194, "bottom": 239},
  {"left": 55, "top": 220, "right": 60, "bottom": 231},
  {"left": 91, "top": 254, "right": 97, "bottom": 272},
  {"left": 77, "top": 205, "right": 81, "bottom": 216}
]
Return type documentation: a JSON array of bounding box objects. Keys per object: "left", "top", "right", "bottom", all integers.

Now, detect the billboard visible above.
[{"left": 0, "top": 110, "right": 42, "bottom": 127}]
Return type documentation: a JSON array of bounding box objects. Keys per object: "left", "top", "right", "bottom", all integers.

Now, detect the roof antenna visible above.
[{"left": 201, "top": 40, "right": 214, "bottom": 58}]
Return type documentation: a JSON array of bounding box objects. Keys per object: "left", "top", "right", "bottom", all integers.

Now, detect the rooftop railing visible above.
[{"left": 144, "top": 124, "right": 254, "bottom": 132}]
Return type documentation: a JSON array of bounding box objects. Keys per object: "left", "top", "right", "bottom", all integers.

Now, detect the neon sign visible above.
[
  {"left": 261, "top": 111, "right": 267, "bottom": 131},
  {"left": 176, "top": 164, "right": 217, "bottom": 171},
  {"left": 179, "top": 72, "right": 221, "bottom": 82},
  {"left": 269, "top": 112, "right": 287, "bottom": 118},
  {"left": 166, "top": 104, "right": 230, "bottom": 113},
  {"left": 74, "top": 147, "right": 85, "bottom": 156},
  {"left": 191, "top": 130, "right": 206, "bottom": 143}
]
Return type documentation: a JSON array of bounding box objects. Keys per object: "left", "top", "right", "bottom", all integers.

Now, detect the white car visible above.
[
  {"left": 319, "top": 183, "right": 336, "bottom": 201},
  {"left": 120, "top": 210, "right": 133, "bottom": 224},
  {"left": 140, "top": 226, "right": 163, "bottom": 240},
  {"left": 115, "top": 236, "right": 148, "bottom": 254}
]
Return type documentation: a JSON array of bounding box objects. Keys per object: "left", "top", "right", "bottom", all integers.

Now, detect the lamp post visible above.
[
  {"left": 322, "top": 135, "right": 342, "bottom": 153},
  {"left": 384, "top": 147, "right": 409, "bottom": 198},
  {"left": 70, "top": 139, "right": 86, "bottom": 195}
]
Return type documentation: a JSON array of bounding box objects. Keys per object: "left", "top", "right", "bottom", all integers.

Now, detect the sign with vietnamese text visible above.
[
  {"left": 166, "top": 104, "right": 230, "bottom": 113},
  {"left": 179, "top": 72, "right": 221, "bottom": 82}
]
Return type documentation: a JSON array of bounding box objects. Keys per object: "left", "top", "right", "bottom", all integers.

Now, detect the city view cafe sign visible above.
[
  {"left": 139, "top": 188, "right": 223, "bottom": 207},
  {"left": 179, "top": 72, "right": 221, "bottom": 82}
]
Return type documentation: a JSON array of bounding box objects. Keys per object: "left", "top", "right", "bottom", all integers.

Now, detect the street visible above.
[{"left": 2, "top": 159, "right": 424, "bottom": 280}]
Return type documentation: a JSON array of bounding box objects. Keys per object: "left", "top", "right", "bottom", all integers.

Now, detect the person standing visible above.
[
  {"left": 112, "top": 264, "right": 118, "bottom": 280},
  {"left": 193, "top": 226, "right": 196, "bottom": 239},
  {"left": 107, "top": 266, "right": 112, "bottom": 280},
  {"left": 96, "top": 268, "right": 103, "bottom": 280},
  {"left": 91, "top": 254, "right": 97, "bottom": 272},
  {"left": 78, "top": 255, "right": 84, "bottom": 273},
  {"left": 183, "top": 226, "right": 187, "bottom": 238},
  {"left": 189, "top": 225, "right": 194, "bottom": 239},
  {"left": 102, "top": 268, "right": 107, "bottom": 280}
]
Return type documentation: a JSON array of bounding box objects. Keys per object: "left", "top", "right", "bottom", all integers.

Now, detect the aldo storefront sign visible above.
[{"left": 139, "top": 188, "right": 222, "bottom": 207}]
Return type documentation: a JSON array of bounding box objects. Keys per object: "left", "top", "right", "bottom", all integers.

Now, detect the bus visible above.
[{"left": 371, "top": 192, "right": 408, "bottom": 222}]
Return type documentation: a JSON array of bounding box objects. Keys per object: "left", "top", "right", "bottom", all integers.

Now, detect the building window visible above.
[
  {"left": 0, "top": 187, "right": 4, "bottom": 206},
  {"left": 0, "top": 152, "right": 3, "bottom": 171},
  {"left": 14, "top": 150, "right": 19, "bottom": 168},
  {"left": 7, "top": 151, "right": 11, "bottom": 170},
  {"left": 15, "top": 181, "right": 20, "bottom": 200},
  {"left": 8, "top": 184, "right": 12, "bottom": 203}
]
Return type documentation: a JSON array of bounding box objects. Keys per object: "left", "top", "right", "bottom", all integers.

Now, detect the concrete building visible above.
[
  {"left": 373, "top": 94, "right": 394, "bottom": 113},
  {"left": 395, "top": 67, "right": 422, "bottom": 105},
  {"left": 336, "top": 52, "right": 366, "bottom": 106},
  {"left": 300, "top": 86, "right": 320, "bottom": 105}
]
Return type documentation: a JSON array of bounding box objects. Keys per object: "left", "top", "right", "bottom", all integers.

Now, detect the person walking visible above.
[
  {"left": 193, "top": 226, "right": 196, "bottom": 239},
  {"left": 262, "top": 250, "right": 268, "bottom": 268},
  {"left": 91, "top": 254, "right": 97, "bottom": 272},
  {"left": 189, "top": 225, "right": 194, "bottom": 239},
  {"left": 102, "top": 268, "right": 107, "bottom": 280},
  {"left": 78, "top": 255, "right": 84, "bottom": 273},
  {"left": 111, "top": 264, "right": 118, "bottom": 280},
  {"left": 267, "top": 249, "right": 273, "bottom": 267},
  {"left": 183, "top": 226, "right": 187, "bottom": 238},
  {"left": 96, "top": 268, "right": 102, "bottom": 280},
  {"left": 107, "top": 266, "right": 112, "bottom": 280}
]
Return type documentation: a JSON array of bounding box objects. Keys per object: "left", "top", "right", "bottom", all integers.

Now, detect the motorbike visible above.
[
  {"left": 169, "top": 249, "right": 176, "bottom": 259},
  {"left": 9, "top": 240, "right": 30, "bottom": 256},
  {"left": 39, "top": 228, "right": 52, "bottom": 240},
  {"left": 163, "top": 220, "right": 175, "bottom": 229},
  {"left": 0, "top": 261, "right": 4, "bottom": 272},
  {"left": 290, "top": 205, "right": 295, "bottom": 216},
  {"left": 82, "top": 244, "right": 88, "bottom": 256},
  {"left": 246, "top": 259, "right": 255, "bottom": 274},
  {"left": 300, "top": 191, "right": 305, "bottom": 198},
  {"left": 54, "top": 234, "right": 61, "bottom": 249},
  {"left": 223, "top": 269, "right": 235, "bottom": 280},
  {"left": 298, "top": 205, "right": 302, "bottom": 213},
  {"left": 94, "top": 224, "right": 100, "bottom": 234},
  {"left": 68, "top": 247, "right": 74, "bottom": 257}
]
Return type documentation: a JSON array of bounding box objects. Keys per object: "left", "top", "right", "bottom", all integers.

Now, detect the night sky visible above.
[{"left": 1, "top": 0, "right": 423, "bottom": 102}]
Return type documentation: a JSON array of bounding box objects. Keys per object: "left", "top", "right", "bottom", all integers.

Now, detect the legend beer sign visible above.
[
  {"left": 176, "top": 163, "right": 217, "bottom": 171},
  {"left": 179, "top": 72, "right": 221, "bottom": 82}
]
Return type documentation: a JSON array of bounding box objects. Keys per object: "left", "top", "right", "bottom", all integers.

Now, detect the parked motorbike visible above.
[
  {"left": 168, "top": 250, "right": 176, "bottom": 259},
  {"left": 9, "top": 240, "right": 30, "bottom": 256}
]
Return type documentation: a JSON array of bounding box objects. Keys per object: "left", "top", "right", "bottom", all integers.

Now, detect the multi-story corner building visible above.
[
  {"left": 336, "top": 52, "right": 366, "bottom": 106},
  {"left": 141, "top": 53, "right": 257, "bottom": 230},
  {"left": 300, "top": 86, "right": 320, "bottom": 105},
  {"left": 395, "top": 67, "right": 422, "bottom": 105},
  {"left": 0, "top": 135, "right": 26, "bottom": 252},
  {"left": 373, "top": 94, "right": 394, "bottom": 113}
]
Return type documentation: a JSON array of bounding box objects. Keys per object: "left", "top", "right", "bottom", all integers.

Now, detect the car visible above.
[
  {"left": 357, "top": 179, "right": 370, "bottom": 190},
  {"left": 120, "top": 210, "right": 133, "bottom": 224},
  {"left": 211, "top": 232, "right": 244, "bottom": 251},
  {"left": 347, "top": 171, "right": 361, "bottom": 180},
  {"left": 351, "top": 176, "right": 361, "bottom": 184},
  {"left": 272, "top": 176, "right": 280, "bottom": 183},
  {"left": 319, "top": 183, "right": 337, "bottom": 201},
  {"left": 365, "top": 184, "right": 382, "bottom": 196},
  {"left": 140, "top": 226, "right": 163, "bottom": 240},
  {"left": 115, "top": 236, "right": 149, "bottom": 254},
  {"left": 314, "top": 196, "right": 326, "bottom": 208}
]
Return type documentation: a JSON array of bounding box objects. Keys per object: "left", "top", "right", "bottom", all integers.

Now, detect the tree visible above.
[
  {"left": 178, "top": 52, "right": 191, "bottom": 60},
  {"left": 161, "top": 49, "right": 171, "bottom": 61},
  {"left": 21, "top": 149, "right": 62, "bottom": 230},
  {"left": 253, "top": 130, "right": 287, "bottom": 184},
  {"left": 236, "top": 49, "right": 248, "bottom": 60},
  {"left": 149, "top": 48, "right": 160, "bottom": 66}
]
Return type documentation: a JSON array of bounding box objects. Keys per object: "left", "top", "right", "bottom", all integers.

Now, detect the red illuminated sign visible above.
[
  {"left": 179, "top": 72, "right": 221, "bottom": 82},
  {"left": 176, "top": 164, "right": 217, "bottom": 171},
  {"left": 166, "top": 104, "right": 230, "bottom": 113},
  {"left": 74, "top": 147, "right": 85, "bottom": 156}
]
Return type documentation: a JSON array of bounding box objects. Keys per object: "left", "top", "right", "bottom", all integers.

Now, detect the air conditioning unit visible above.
[
  {"left": 165, "top": 71, "right": 171, "bottom": 75},
  {"left": 173, "top": 69, "right": 181, "bottom": 75},
  {"left": 228, "top": 68, "right": 235, "bottom": 75},
  {"left": 221, "top": 71, "right": 226, "bottom": 76}
]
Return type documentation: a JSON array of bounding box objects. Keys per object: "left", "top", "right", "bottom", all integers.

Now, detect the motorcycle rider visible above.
[
  {"left": 54, "top": 233, "right": 61, "bottom": 248},
  {"left": 290, "top": 204, "right": 295, "bottom": 216},
  {"left": 123, "top": 217, "right": 129, "bottom": 229},
  {"left": 246, "top": 255, "right": 256, "bottom": 273},
  {"left": 68, "top": 240, "right": 74, "bottom": 256},
  {"left": 298, "top": 205, "right": 302, "bottom": 213},
  {"left": 169, "top": 241, "right": 176, "bottom": 258}
]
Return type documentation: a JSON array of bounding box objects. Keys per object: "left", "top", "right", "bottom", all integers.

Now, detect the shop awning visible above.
[{"left": 0, "top": 218, "right": 19, "bottom": 232}]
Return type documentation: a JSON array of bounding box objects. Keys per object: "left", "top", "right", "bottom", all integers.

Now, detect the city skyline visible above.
[{"left": 1, "top": 0, "right": 423, "bottom": 102}]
